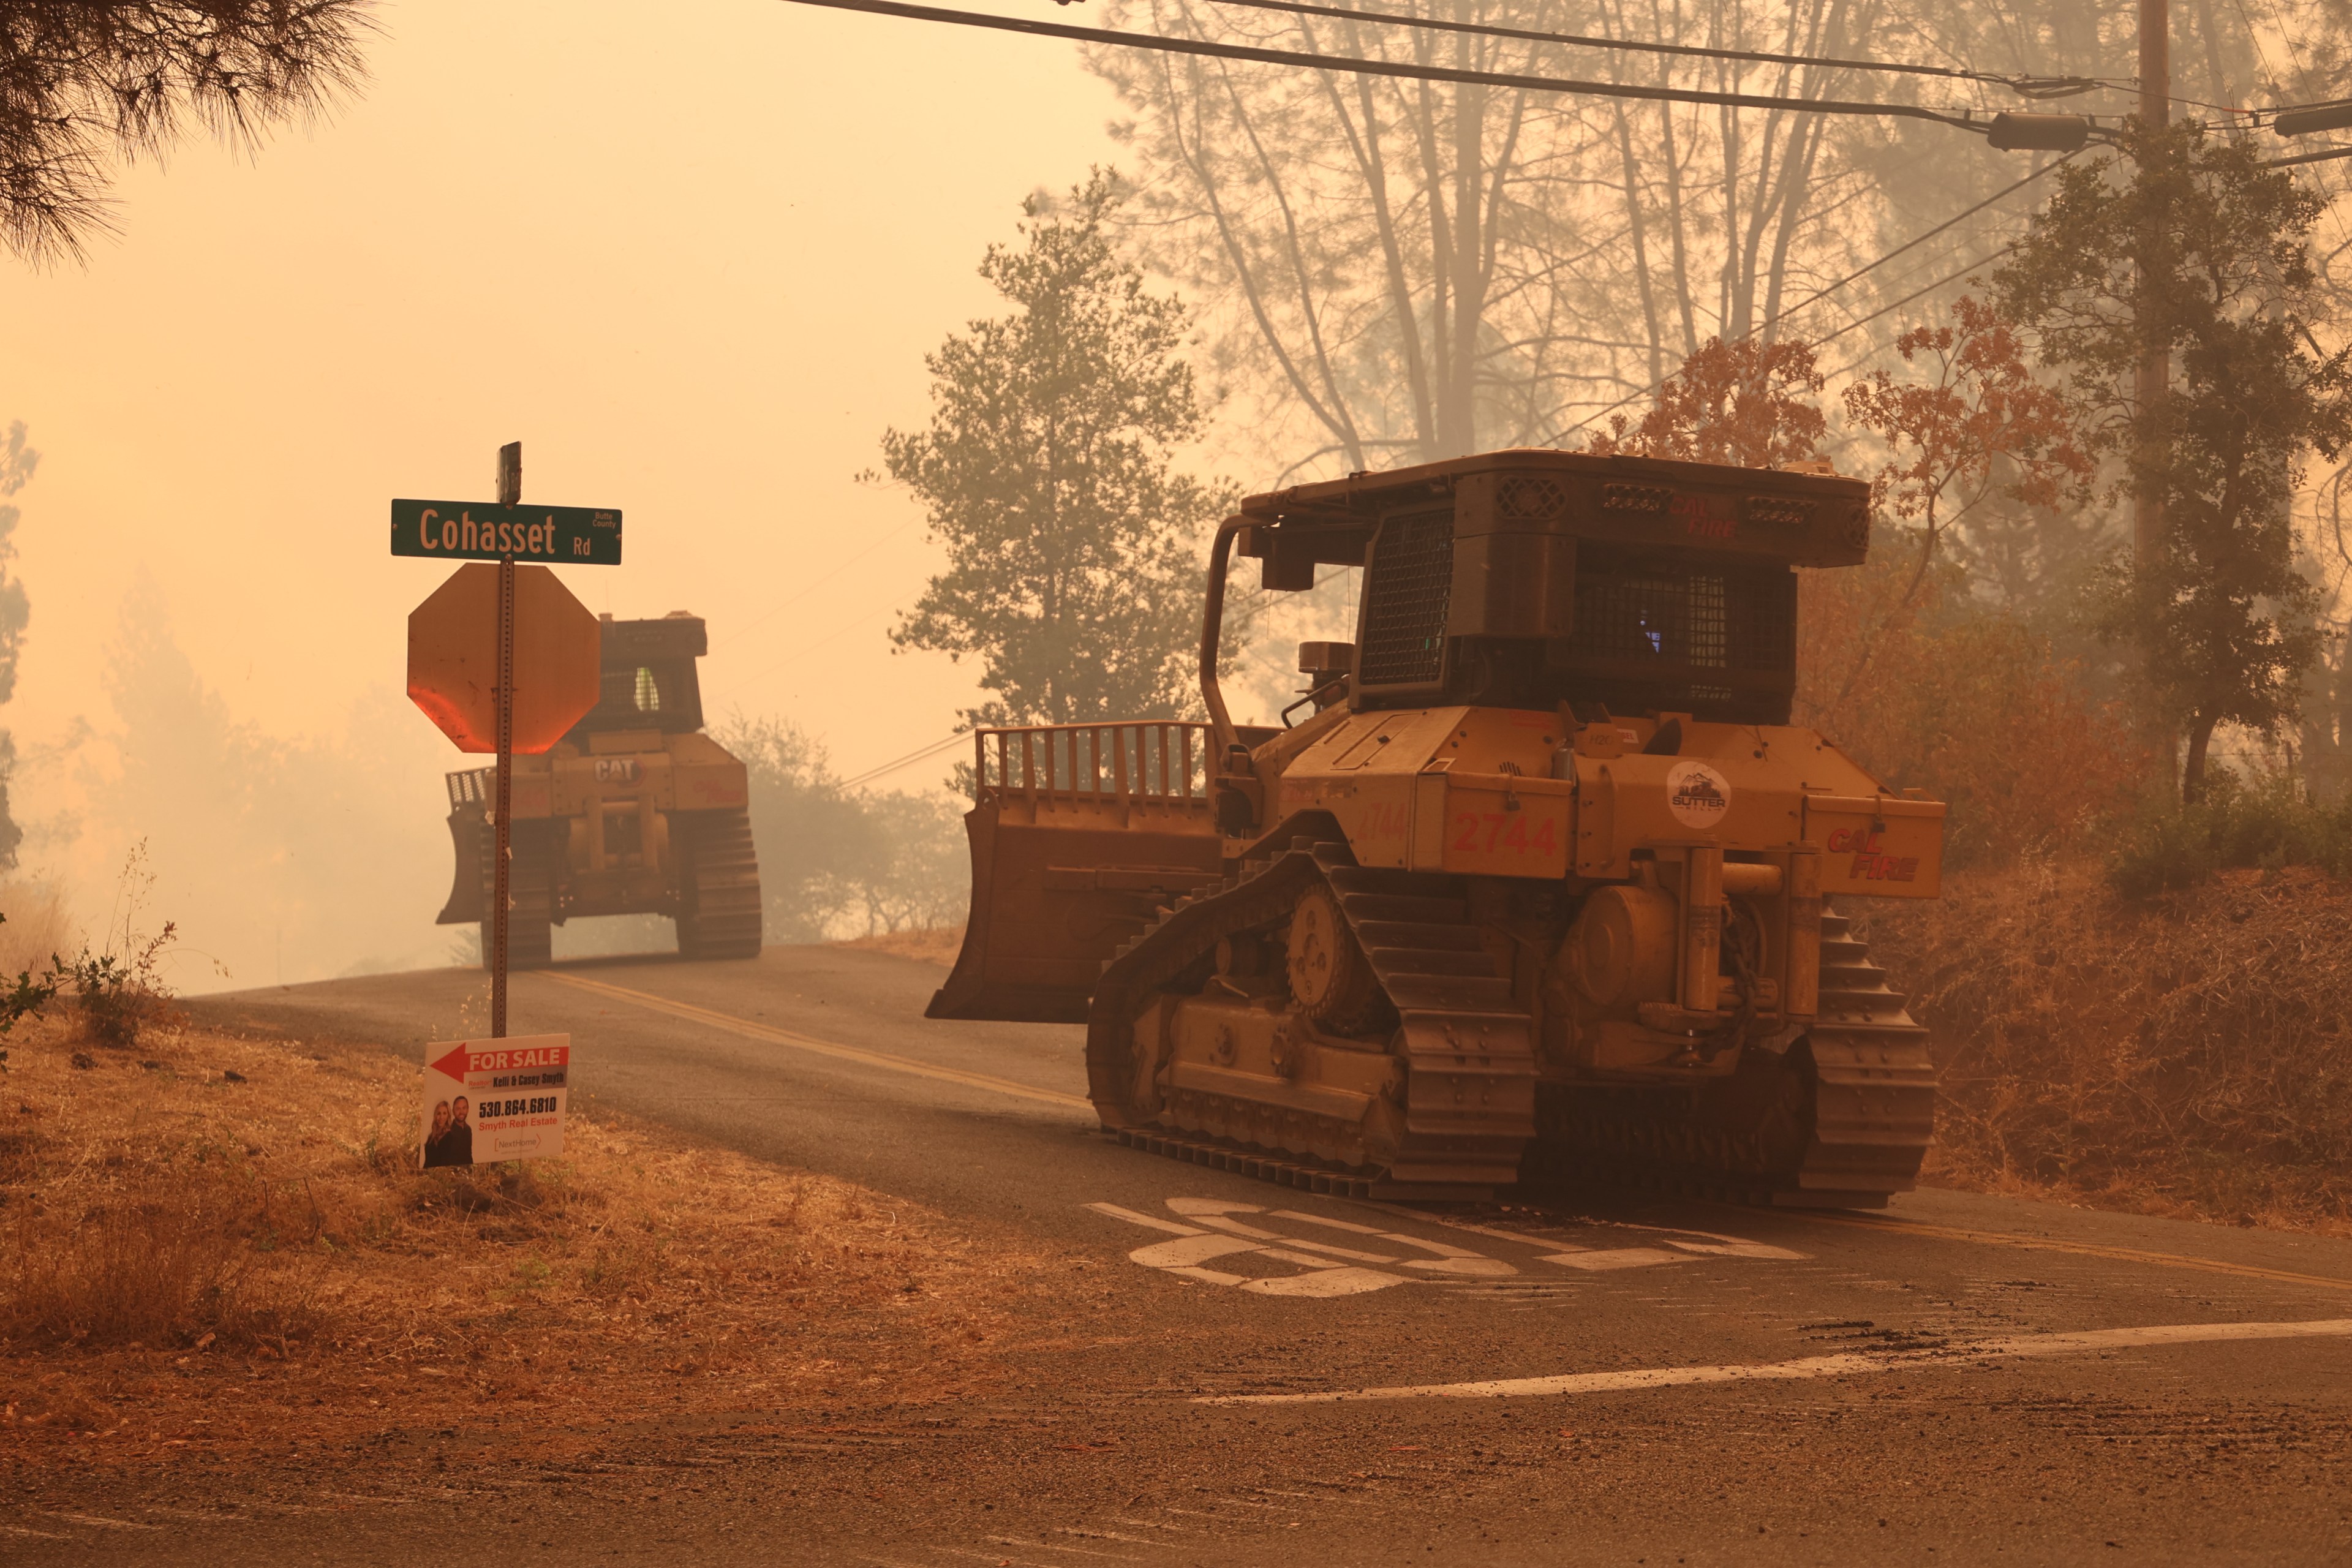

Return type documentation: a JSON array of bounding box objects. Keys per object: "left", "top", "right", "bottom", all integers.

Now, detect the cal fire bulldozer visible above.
[
  {"left": 436, "top": 612, "right": 764, "bottom": 967},
  {"left": 930, "top": 450, "right": 1943, "bottom": 1207}
]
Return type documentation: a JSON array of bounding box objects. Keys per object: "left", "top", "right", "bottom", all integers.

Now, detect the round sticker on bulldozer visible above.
[{"left": 1665, "top": 760, "right": 1733, "bottom": 829}]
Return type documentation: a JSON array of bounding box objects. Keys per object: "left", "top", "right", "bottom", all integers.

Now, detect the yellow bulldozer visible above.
[
  {"left": 931, "top": 450, "right": 1942, "bottom": 1207},
  {"left": 437, "top": 612, "right": 763, "bottom": 967}
]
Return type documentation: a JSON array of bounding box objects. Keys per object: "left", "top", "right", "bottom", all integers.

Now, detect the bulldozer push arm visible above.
[{"left": 932, "top": 450, "right": 1943, "bottom": 1205}]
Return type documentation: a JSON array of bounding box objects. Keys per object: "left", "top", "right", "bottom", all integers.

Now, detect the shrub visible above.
[
  {"left": 1798, "top": 548, "right": 2146, "bottom": 867},
  {"left": 2105, "top": 770, "right": 2352, "bottom": 897},
  {"left": 48, "top": 921, "right": 176, "bottom": 1049},
  {"left": 1864, "top": 864, "right": 2352, "bottom": 1230}
]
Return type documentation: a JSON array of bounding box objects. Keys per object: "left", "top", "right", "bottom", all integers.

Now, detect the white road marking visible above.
[
  {"left": 1258, "top": 1246, "right": 1362, "bottom": 1268},
  {"left": 1130, "top": 1235, "right": 1265, "bottom": 1269},
  {"left": 1269, "top": 1209, "right": 1387, "bottom": 1235},
  {"left": 1243, "top": 1267, "right": 1408, "bottom": 1297},
  {"left": 982, "top": 1534, "right": 1139, "bottom": 1558},
  {"left": 43, "top": 1512, "right": 162, "bottom": 1532},
  {"left": 1091, "top": 1196, "right": 1819, "bottom": 1295},
  {"left": 1357, "top": 1200, "right": 1810, "bottom": 1264},
  {"left": 1083, "top": 1202, "right": 1203, "bottom": 1237},
  {"left": 1197, "top": 1317, "right": 2352, "bottom": 1405},
  {"left": 1091, "top": 1200, "right": 1428, "bottom": 1295},
  {"left": 1273, "top": 1208, "right": 1519, "bottom": 1276},
  {"left": 1166, "top": 1203, "right": 1404, "bottom": 1264},
  {"left": 1090, "top": 1196, "right": 1808, "bottom": 1295},
  {"left": 1666, "top": 1237, "right": 1809, "bottom": 1261},
  {"left": 1166, "top": 1264, "right": 1249, "bottom": 1286},
  {"left": 1541, "top": 1248, "right": 1694, "bottom": 1271}
]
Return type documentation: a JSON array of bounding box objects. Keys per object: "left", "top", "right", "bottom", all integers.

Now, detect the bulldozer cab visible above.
[
  {"left": 928, "top": 450, "right": 1873, "bottom": 1023},
  {"left": 569, "top": 612, "right": 707, "bottom": 740},
  {"left": 1226, "top": 453, "right": 1867, "bottom": 730}
]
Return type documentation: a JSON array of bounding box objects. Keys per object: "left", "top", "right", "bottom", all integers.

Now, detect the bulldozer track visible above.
[
  {"left": 1110, "top": 1128, "right": 1401, "bottom": 1200},
  {"left": 1086, "top": 843, "right": 1536, "bottom": 1193},
  {"left": 1090, "top": 854, "right": 1931, "bottom": 1209},
  {"left": 675, "top": 807, "right": 763, "bottom": 960},
  {"left": 479, "top": 821, "right": 554, "bottom": 971},
  {"left": 1534, "top": 907, "right": 1935, "bottom": 1209}
]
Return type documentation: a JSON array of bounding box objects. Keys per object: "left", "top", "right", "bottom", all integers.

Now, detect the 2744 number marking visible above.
[{"left": 1452, "top": 811, "right": 1558, "bottom": 855}]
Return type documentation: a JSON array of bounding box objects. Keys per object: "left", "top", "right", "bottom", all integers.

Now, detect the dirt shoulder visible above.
[{"left": 0, "top": 1012, "right": 1073, "bottom": 1475}]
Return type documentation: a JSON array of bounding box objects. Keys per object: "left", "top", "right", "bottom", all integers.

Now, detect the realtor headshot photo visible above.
[{"left": 423, "top": 1094, "right": 474, "bottom": 1169}]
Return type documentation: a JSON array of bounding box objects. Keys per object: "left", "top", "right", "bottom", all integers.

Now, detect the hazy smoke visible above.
[
  {"left": 12, "top": 576, "right": 971, "bottom": 993},
  {"left": 37, "top": 574, "right": 456, "bottom": 992}
]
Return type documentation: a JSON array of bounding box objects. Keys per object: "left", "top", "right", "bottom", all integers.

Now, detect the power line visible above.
[
  {"left": 726, "top": 590, "right": 907, "bottom": 692},
  {"left": 1545, "top": 152, "right": 2076, "bottom": 443},
  {"left": 840, "top": 731, "right": 969, "bottom": 790},
  {"left": 2270, "top": 143, "right": 2352, "bottom": 168},
  {"left": 716, "top": 516, "right": 919, "bottom": 653},
  {"left": 777, "top": 0, "right": 2000, "bottom": 132},
  {"left": 1812, "top": 246, "right": 2016, "bottom": 353},
  {"left": 1177, "top": 0, "right": 2105, "bottom": 99}
]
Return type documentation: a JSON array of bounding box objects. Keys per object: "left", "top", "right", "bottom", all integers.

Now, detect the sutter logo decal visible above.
[{"left": 1665, "top": 760, "right": 1733, "bottom": 829}]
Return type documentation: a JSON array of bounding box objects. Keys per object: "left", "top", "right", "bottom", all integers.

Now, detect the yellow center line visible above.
[
  {"left": 1783, "top": 1208, "right": 2352, "bottom": 1294},
  {"left": 534, "top": 970, "right": 1095, "bottom": 1114}
]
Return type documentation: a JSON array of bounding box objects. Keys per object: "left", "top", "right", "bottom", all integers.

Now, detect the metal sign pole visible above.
[
  {"left": 491, "top": 441, "right": 521, "bottom": 1039},
  {"left": 492, "top": 554, "right": 514, "bottom": 1038}
]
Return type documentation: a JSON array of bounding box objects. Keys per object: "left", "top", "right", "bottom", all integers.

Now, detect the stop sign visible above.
[{"left": 408, "top": 563, "right": 601, "bottom": 753}]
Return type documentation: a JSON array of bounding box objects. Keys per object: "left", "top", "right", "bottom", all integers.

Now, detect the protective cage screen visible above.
[
  {"left": 1563, "top": 545, "right": 1796, "bottom": 715},
  {"left": 1356, "top": 509, "right": 1455, "bottom": 687}
]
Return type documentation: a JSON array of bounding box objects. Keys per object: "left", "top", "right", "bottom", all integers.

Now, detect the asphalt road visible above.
[{"left": 20, "top": 943, "right": 2352, "bottom": 1566}]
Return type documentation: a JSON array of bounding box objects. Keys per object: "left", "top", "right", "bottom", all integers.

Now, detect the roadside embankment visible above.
[
  {"left": 835, "top": 924, "right": 965, "bottom": 965},
  {"left": 1862, "top": 863, "right": 2352, "bottom": 1236},
  {"left": 0, "top": 1012, "right": 1062, "bottom": 1470}
]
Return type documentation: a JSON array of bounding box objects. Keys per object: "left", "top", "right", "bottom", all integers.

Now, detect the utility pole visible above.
[
  {"left": 2136, "top": 0, "right": 2168, "bottom": 570},
  {"left": 2138, "top": 0, "right": 2173, "bottom": 791}
]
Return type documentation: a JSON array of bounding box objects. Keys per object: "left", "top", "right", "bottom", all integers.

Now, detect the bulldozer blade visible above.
[
  {"left": 926, "top": 795, "right": 1224, "bottom": 1023},
  {"left": 435, "top": 809, "right": 486, "bottom": 926}
]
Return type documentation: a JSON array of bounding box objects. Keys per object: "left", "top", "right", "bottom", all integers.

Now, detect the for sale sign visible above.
[{"left": 420, "top": 1034, "right": 569, "bottom": 1167}]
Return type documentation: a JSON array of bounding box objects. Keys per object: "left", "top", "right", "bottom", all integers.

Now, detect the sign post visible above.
[
  {"left": 492, "top": 443, "right": 519, "bottom": 1038},
  {"left": 398, "top": 443, "right": 619, "bottom": 1042}
]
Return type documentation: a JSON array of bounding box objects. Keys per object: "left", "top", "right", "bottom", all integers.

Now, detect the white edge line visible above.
[{"left": 1195, "top": 1318, "right": 2352, "bottom": 1406}]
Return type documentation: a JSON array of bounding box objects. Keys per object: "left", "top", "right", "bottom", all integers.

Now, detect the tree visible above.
[
  {"left": 1, "top": 2, "right": 372, "bottom": 264},
  {"left": 0, "top": 421, "right": 32, "bottom": 870},
  {"left": 719, "top": 717, "right": 967, "bottom": 942},
  {"left": 881, "top": 170, "right": 1234, "bottom": 728},
  {"left": 1585, "top": 335, "right": 1828, "bottom": 468},
  {"left": 1836, "top": 295, "right": 2091, "bottom": 702},
  {"left": 1994, "top": 121, "right": 2352, "bottom": 801},
  {"left": 1091, "top": 0, "right": 2051, "bottom": 472}
]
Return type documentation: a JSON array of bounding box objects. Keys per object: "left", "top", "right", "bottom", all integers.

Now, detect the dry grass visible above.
[
  {"left": 837, "top": 924, "right": 965, "bottom": 966},
  {"left": 1860, "top": 862, "right": 2352, "bottom": 1235},
  {"left": 0, "top": 1011, "right": 1069, "bottom": 1468},
  {"left": 0, "top": 878, "right": 76, "bottom": 976}
]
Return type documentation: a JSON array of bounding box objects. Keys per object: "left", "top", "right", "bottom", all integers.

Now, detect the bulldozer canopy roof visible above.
[{"left": 1236, "top": 449, "right": 1871, "bottom": 571}]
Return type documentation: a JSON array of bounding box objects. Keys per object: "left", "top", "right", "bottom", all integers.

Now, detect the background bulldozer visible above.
[
  {"left": 437, "top": 612, "right": 763, "bottom": 967},
  {"left": 931, "top": 451, "right": 1942, "bottom": 1207}
]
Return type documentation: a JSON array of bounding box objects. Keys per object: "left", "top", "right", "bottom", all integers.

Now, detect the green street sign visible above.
[{"left": 391, "top": 499, "right": 622, "bottom": 565}]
